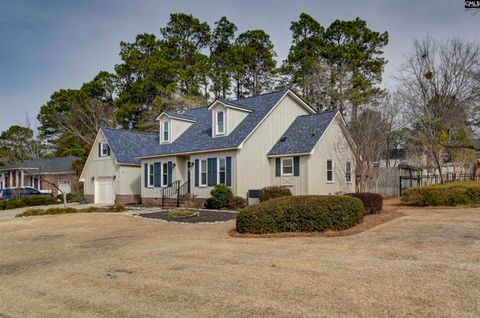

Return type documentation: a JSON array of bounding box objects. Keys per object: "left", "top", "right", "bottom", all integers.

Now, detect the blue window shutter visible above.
[
  {"left": 98, "top": 143, "right": 101, "bottom": 157},
  {"left": 294, "top": 157, "right": 300, "bottom": 176},
  {"left": 226, "top": 157, "right": 232, "bottom": 186},
  {"left": 168, "top": 161, "right": 173, "bottom": 184},
  {"left": 144, "top": 163, "right": 148, "bottom": 187},
  {"left": 207, "top": 158, "right": 216, "bottom": 186},
  {"left": 275, "top": 158, "right": 281, "bottom": 177},
  {"left": 195, "top": 159, "right": 199, "bottom": 187},
  {"left": 154, "top": 162, "right": 161, "bottom": 187}
]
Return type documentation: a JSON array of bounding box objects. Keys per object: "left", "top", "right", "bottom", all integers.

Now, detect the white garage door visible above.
[{"left": 94, "top": 178, "right": 115, "bottom": 204}]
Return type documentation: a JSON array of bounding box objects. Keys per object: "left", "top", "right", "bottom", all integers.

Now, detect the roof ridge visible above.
[
  {"left": 228, "top": 88, "right": 288, "bottom": 103},
  {"left": 102, "top": 127, "right": 158, "bottom": 136},
  {"left": 297, "top": 109, "right": 338, "bottom": 118}
]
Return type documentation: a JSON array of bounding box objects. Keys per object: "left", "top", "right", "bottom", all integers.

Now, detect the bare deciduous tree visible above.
[{"left": 396, "top": 36, "right": 480, "bottom": 183}]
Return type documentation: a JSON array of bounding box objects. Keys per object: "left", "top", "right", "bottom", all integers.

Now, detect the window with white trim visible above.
[
  {"left": 345, "top": 161, "right": 352, "bottom": 183},
  {"left": 148, "top": 163, "right": 154, "bottom": 187},
  {"left": 200, "top": 159, "right": 207, "bottom": 186},
  {"left": 281, "top": 157, "right": 293, "bottom": 176},
  {"left": 161, "top": 120, "right": 170, "bottom": 142},
  {"left": 100, "top": 143, "right": 110, "bottom": 157},
  {"left": 218, "top": 158, "right": 226, "bottom": 184},
  {"left": 216, "top": 111, "right": 225, "bottom": 135},
  {"left": 162, "top": 162, "right": 168, "bottom": 186},
  {"left": 326, "top": 160, "right": 334, "bottom": 182}
]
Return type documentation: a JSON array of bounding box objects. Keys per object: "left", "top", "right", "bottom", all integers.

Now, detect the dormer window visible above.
[
  {"left": 161, "top": 120, "right": 170, "bottom": 143},
  {"left": 99, "top": 142, "right": 110, "bottom": 157},
  {"left": 216, "top": 111, "right": 225, "bottom": 135}
]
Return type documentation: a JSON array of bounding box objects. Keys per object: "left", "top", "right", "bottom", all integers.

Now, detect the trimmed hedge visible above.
[
  {"left": 0, "top": 195, "right": 58, "bottom": 210},
  {"left": 401, "top": 181, "right": 480, "bottom": 206},
  {"left": 17, "top": 205, "right": 126, "bottom": 217},
  {"left": 346, "top": 192, "right": 383, "bottom": 214},
  {"left": 259, "top": 186, "right": 292, "bottom": 202},
  {"left": 208, "top": 184, "right": 233, "bottom": 209},
  {"left": 236, "top": 195, "right": 364, "bottom": 234}
]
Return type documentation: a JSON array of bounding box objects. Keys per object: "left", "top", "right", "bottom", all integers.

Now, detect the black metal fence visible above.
[{"left": 399, "top": 174, "right": 480, "bottom": 196}]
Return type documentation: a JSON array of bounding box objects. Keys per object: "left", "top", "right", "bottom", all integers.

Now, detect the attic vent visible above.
[{"left": 280, "top": 136, "right": 287, "bottom": 142}]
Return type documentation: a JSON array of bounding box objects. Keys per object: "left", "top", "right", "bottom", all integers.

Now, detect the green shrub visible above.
[
  {"left": 228, "top": 196, "right": 247, "bottom": 210},
  {"left": 6, "top": 199, "right": 27, "bottom": 209},
  {"left": 21, "top": 195, "right": 58, "bottom": 206},
  {"left": 259, "top": 186, "right": 292, "bottom": 202},
  {"left": 0, "top": 201, "right": 6, "bottom": 210},
  {"left": 401, "top": 181, "right": 480, "bottom": 206},
  {"left": 236, "top": 195, "right": 364, "bottom": 234},
  {"left": 16, "top": 205, "right": 127, "bottom": 217},
  {"left": 168, "top": 209, "right": 195, "bottom": 218},
  {"left": 345, "top": 192, "right": 383, "bottom": 214},
  {"left": 57, "top": 191, "right": 84, "bottom": 203},
  {"left": 209, "top": 184, "right": 233, "bottom": 209}
]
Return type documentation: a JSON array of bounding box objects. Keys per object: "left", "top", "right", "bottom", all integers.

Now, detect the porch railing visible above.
[
  {"left": 161, "top": 180, "right": 180, "bottom": 208},
  {"left": 160, "top": 179, "right": 191, "bottom": 208}
]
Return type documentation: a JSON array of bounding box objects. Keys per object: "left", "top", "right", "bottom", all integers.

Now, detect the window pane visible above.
[
  {"left": 217, "top": 112, "right": 224, "bottom": 133},
  {"left": 327, "top": 171, "right": 333, "bottom": 181},
  {"left": 201, "top": 160, "right": 207, "bottom": 172},
  {"left": 327, "top": 160, "right": 332, "bottom": 170}
]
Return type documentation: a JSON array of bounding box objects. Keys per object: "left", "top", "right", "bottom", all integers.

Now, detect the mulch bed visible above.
[
  {"left": 136, "top": 210, "right": 237, "bottom": 223},
  {"left": 229, "top": 209, "right": 405, "bottom": 238}
]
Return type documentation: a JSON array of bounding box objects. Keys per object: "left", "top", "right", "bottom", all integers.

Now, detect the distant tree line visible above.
[{"left": 1, "top": 12, "right": 479, "bottom": 187}]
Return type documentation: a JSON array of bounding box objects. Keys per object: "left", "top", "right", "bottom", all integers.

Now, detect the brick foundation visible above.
[
  {"left": 84, "top": 194, "right": 94, "bottom": 204},
  {"left": 141, "top": 198, "right": 163, "bottom": 206},
  {"left": 115, "top": 194, "right": 141, "bottom": 205}
]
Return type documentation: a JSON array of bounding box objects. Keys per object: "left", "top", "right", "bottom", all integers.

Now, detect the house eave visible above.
[
  {"left": 267, "top": 152, "right": 311, "bottom": 158},
  {"left": 138, "top": 147, "right": 239, "bottom": 160}
]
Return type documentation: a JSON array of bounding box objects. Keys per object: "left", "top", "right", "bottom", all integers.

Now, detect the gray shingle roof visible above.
[
  {"left": 100, "top": 89, "right": 294, "bottom": 164},
  {"left": 0, "top": 156, "right": 78, "bottom": 173},
  {"left": 102, "top": 128, "right": 158, "bottom": 165},
  {"left": 163, "top": 111, "right": 196, "bottom": 122},
  {"left": 139, "top": 89, "right": 290, "bottom": 158},
  {"left": 267, "top": 110, "right": 338, "bottom": 156}
]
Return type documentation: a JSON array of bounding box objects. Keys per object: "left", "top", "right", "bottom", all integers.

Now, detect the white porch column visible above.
[
  {"left": 9, "top": 171, "right": 13, "bottom": 187},
  {"left": 20, "top": 170, "right": 25, "bottom": 187}
]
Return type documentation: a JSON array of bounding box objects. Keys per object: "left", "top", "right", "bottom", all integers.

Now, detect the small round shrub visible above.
[
  {"left": 259, "top": 186, "right": 292, "bottom": 202},
  {"left": 236, "top": 195, "right": 365, "bottom": 234},
  {"left": 209, "top": 184, "right": 233, "bottom": 209},
  {"left": 0, "top": 201, "right": 6, "bottom": 210},
  {"left": 345, "top": 192, "right": 383, "bottom": 214},
  {"left": 6, "top": 199, "right": 27, "bottom": 209},
  {"left": 21, "top": 195, "right": 58, "bottom": 207},
  {"left": 57, "top": 191, "right": 84, "bottom": 203},
  {"left": 228, "top": 196, "right": 247, "bottom": 210},
  {"left": 168, "top": 209, "right": 195, "bottom": 218}
]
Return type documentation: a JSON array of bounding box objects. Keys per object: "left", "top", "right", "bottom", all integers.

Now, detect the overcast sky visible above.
[{"left": 0, "top": 0, "right": 478, "bottom": 131}]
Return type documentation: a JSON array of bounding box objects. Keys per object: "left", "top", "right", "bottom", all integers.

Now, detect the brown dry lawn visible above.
[{"left": 0, "top": 203, "right": 479, "bottom": 318}]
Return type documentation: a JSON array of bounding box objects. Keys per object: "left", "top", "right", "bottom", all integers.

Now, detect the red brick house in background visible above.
[{"left": 0, "top": 156, "right": 82, "bottom": 196}]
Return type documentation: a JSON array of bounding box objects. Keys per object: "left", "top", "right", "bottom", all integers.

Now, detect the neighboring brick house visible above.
[
  {"left": 0, "top": 156, "right": 81, "bottom": 196},
  {"left": 81, "top": 89, "right": 356, "bottom": 205}
]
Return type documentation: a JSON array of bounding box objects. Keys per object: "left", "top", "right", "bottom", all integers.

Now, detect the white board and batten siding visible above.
[
  {"left": 80, "top": 130, "right": 141, "bottom": 203},
  {"left": 236, "top": 94, "right": 312, "bottom": 197},
  {"left": 307, "top": 115, "right": 356, "bottom": 194}
]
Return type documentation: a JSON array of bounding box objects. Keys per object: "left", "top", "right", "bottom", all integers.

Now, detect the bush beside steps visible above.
[
  {"left": 16, "top": 205, "right": 126, "bottom": 217},
  {"left": 401, "top": 181, "right": 480, "bottom": 206},
  {"left": 236, "top": 195, "right": 364, "bottom": 234}
]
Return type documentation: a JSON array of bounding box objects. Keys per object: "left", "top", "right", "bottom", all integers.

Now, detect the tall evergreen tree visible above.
[
  {"left": 323, "top": 18, "right": 388, "bottom": 120},
  {"left": 160, "top": 13, "right": 211, "bottom": 98},
  {"left": 210, "top": 17, "right": 237, "bottom": 99},
  {"left": 283, "top": 13, "right": 325, "bottom": 108},
  {"left": 234, "top": 30, "right": 277, "bottom": 97}
]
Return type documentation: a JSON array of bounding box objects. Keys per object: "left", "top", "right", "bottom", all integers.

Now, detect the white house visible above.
[{"left": 81, "top": 89, "right": 356, "bottom": 205}]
